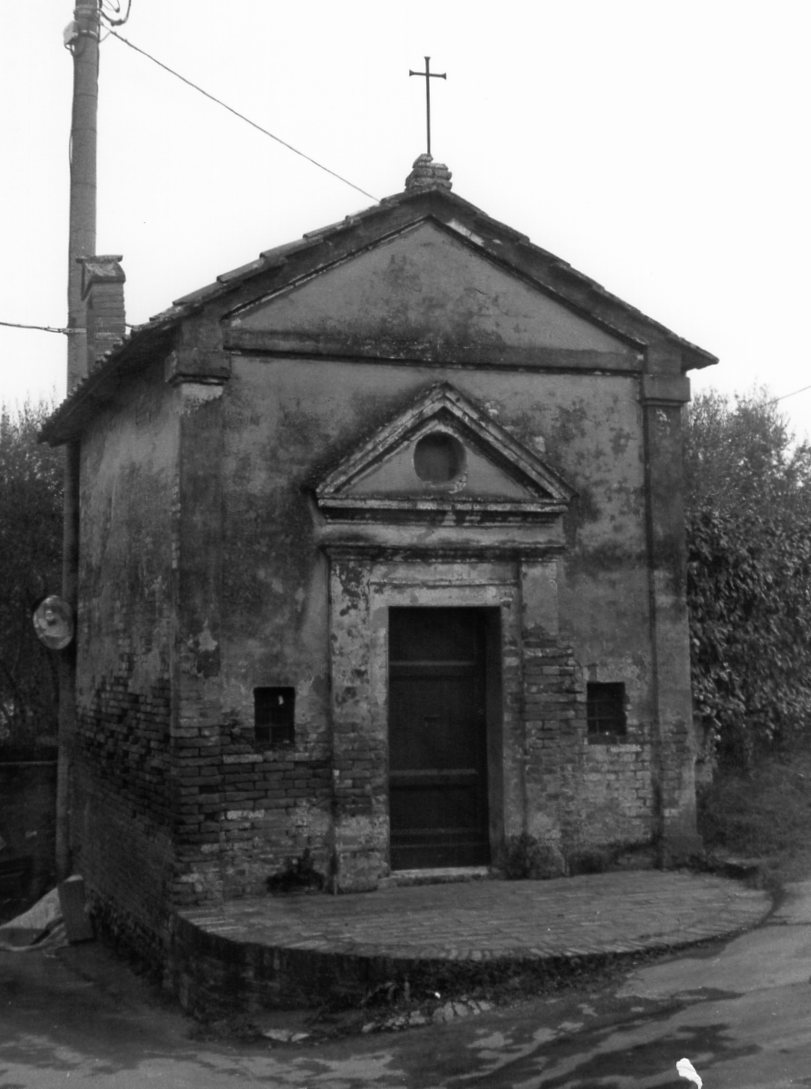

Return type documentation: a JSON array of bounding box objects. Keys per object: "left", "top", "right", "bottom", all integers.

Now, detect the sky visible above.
[{"left": 2, "top": 0, "right": 811, "bottom": 437}]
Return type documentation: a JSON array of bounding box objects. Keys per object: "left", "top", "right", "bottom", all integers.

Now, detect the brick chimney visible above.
[{"left": 80, "top": 255, "right": 126, "bottom": 371}]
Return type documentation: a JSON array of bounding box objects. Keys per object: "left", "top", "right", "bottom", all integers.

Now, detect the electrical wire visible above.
[
  {"left": 0, "top": 320, "right": 73, "bottom": 336},
  {"left": 767, "top": 384, "right": 811, "bottom": 405},
  {"left": 107, "top": 30, "right": 380, "bottom": 204}
]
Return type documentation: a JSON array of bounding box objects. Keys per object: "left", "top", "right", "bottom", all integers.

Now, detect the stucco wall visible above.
[
  {"left": 73, "top": 359, "right": 178, "bottom": 944},
  {"left": 70, "top": 356, "right": 680, "bottom": 906},
  {"left": 221, "top": 355, "right": 649, "bottom": 650},
  {"left": 204, "top": 355, "right": 658, "bottom": 889},
  {"left": 58, "top": 190, "right": 705, "bottom": 992}
]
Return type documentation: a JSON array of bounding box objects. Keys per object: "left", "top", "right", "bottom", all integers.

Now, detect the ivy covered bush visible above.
[
  {"left": 0, "top": 400, "right": 62, "bottom": 752},
  {"left": 685, "top": 390, "right": 811, "bottom": 768}
]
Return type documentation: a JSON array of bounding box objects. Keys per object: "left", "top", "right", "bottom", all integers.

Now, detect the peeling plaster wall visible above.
[
  {"left": 73, "top": 359, "right": 178, "bottom": 949},
  {"left": 209, "top": 351, "right": 665, "bottom": 889},
  {"left": 239, "top": 223, "right": 634, "bottom": 357},
  {"left": 72, "top": 219, "right": 696, "bottom": 922},
  {"left": 198, "top": 366, "right": 334, "bottom": 898},
  {"left": 63, "top": 199, "right": 702, "bottom": 987}
]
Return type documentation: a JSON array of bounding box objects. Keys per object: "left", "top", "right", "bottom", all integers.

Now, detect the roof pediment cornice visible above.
[{"left": 40, "top": 184, "right": 717, "bottom": 446}]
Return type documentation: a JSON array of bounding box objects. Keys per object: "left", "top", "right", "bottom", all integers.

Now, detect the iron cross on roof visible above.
[{"left": 409, "top": 56, "right": 446, "bottom": 158}]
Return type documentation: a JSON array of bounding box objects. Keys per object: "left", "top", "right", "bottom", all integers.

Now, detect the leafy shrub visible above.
[
  {"left": 698, "top": 745, "right": 811, "bottom": 863},
  {"left": 0, "top": 400, "right": 62, "bottom": 751},
  {"left": 685, "top": 390, "right": 811, "bottom": 767}
]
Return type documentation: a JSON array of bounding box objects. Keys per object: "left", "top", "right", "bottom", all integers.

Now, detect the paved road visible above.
[{"left": 2, "top": 880, "right": 810, "bottom": 1088}]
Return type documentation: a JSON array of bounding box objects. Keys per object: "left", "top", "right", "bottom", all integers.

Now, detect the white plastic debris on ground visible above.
[
  {"left": 677, "top": 1057, "right": 703, "bottom": 1089},
  {"left": 0, "top": 888, "right": 66, "bottom": 951}
]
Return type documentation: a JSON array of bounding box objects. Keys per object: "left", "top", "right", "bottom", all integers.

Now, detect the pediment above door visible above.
[{"left": 313, "top": 384, "right": 575, "bottom": 525}]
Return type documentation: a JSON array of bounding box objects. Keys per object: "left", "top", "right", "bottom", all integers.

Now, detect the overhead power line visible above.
[
  {"left": 767, "top": 383, "right": 811, "bottom": 405},
  {"left": 0, "top": 320, "right": 72, "bottom": 335},
  {"left": 108, "top": 31, "right": 381, "bottom": 204}
]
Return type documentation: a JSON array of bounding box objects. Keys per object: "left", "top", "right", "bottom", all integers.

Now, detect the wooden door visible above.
[{"left": 388, "top": 607, "right": 490, "bottom": 869}]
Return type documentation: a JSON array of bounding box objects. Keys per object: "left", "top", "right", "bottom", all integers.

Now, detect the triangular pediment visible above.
[
  {"left": 314, "top": 384, "right": 575, "bottom": 524},
  {"left": 227, "top": 221, "right": 635, "bottom": 364}
]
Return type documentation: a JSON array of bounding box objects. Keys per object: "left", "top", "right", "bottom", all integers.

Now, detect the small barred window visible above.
[
  {"left": 587, "top": 682, "right": 626, "bottom": 740},
  {"left": 254, "top": 687, "right": 295, "bottom": 747}
]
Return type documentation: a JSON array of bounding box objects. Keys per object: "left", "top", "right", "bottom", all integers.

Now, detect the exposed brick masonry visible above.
[
  {"left": 73, "top": 669, "right": 173, "bottom": 945},
  {"left": 522, "top": 635, "right": 653, "bottom": 854}
]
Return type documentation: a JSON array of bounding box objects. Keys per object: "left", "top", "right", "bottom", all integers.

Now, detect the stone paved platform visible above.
[{"left": 169, "top": 871, "right": 772, "bottom": 1013}]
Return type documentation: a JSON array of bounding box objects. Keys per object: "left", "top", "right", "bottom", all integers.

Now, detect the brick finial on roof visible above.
[{"left": 405, "top": 153, "right": 453, "bottom": 192}]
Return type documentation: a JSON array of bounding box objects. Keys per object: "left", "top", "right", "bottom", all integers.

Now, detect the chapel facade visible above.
[{"left": 42, "top": 157, "right": 716, "bottom": 955}]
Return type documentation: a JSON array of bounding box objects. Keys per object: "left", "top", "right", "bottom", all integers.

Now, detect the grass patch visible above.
[{"left": 698, "top": 744, "right": 811, "bottom": 882}]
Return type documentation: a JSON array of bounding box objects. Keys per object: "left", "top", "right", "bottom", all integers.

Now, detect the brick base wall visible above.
[
  {"left": 171, "top": 745, "right": 333, "bottom": 903},
  {"left": 579, "top": 743, "right": 654, "bottom": 845},
  {"left": 522, "top": 635, "right": 655, "bottom": 859},
  {"left": 71, "top": 675, "right": 174, "bottom": 940}
]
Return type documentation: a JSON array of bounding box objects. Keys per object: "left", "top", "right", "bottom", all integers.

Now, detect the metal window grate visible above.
[
  {"left": 587, "top": 682, "right": 626, "bottom": 739},
  {"left": 254, "top": 686, "right": 295, "bottom": 747}
]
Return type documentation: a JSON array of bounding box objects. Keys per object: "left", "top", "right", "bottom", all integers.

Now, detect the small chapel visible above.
[{"left": 42, "top": 152, "right": 716, "bottom": 959}]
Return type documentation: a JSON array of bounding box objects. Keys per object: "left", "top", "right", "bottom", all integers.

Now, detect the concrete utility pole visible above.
[
  {"left": 65, "top": 0, "right": 100, "bottom": 390},
  {"left": 56, "top": 0, "right": 100, "bottom": 880}
]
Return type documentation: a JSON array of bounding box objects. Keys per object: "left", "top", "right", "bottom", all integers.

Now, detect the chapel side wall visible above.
[
  {"left": 73, "top": 360, "right": 177, "bottom": 953},
  {"left": 214, "top": 368, "right": 333, "bottom": 897},
  {"left": 500, "top": 373, "right": 657, "bottom": 854},
  {"left": 542, "top": 377, "right": 659, "bottom": 855},
  {"left": 213, "top": 356, "right": 661, "bottom": 889}
]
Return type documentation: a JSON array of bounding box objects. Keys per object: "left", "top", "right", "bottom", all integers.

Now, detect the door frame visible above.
[
  {"left": 387, "top": 605, "right": 498, "bottom": 870},
  {"left": 364, "top": 561, "right": 516, "bottom": 875},
  {"left": 327, "top": 548, "right": 563, "bottom": 890}
]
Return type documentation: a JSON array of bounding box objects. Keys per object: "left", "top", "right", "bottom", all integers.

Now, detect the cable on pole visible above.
[
  {"left": 107, "top": 30, "right": 381, "bottom": 203},
  {"left": 100, "top": 0, "right": 132, "bottom": 27},
  {"left": 766, "top": 383, "right": 811, "bottom": 406},
  {"left": 0, "top": 320, "right": 75, "bottom": 335}
]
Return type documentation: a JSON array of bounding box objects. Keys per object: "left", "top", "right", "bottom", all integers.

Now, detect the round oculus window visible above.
[{"left": 413, "top": 432, "right": 465, "bottom": 484}]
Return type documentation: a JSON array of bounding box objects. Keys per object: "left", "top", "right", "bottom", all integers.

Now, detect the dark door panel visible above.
[{"left": 389, "top": 608, "right": 490, "bottom": 869}]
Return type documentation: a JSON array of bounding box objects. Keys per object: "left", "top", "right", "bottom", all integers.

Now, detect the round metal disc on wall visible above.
[{"left": 32, "top": 595, "right": 74, "bottom": 650}]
